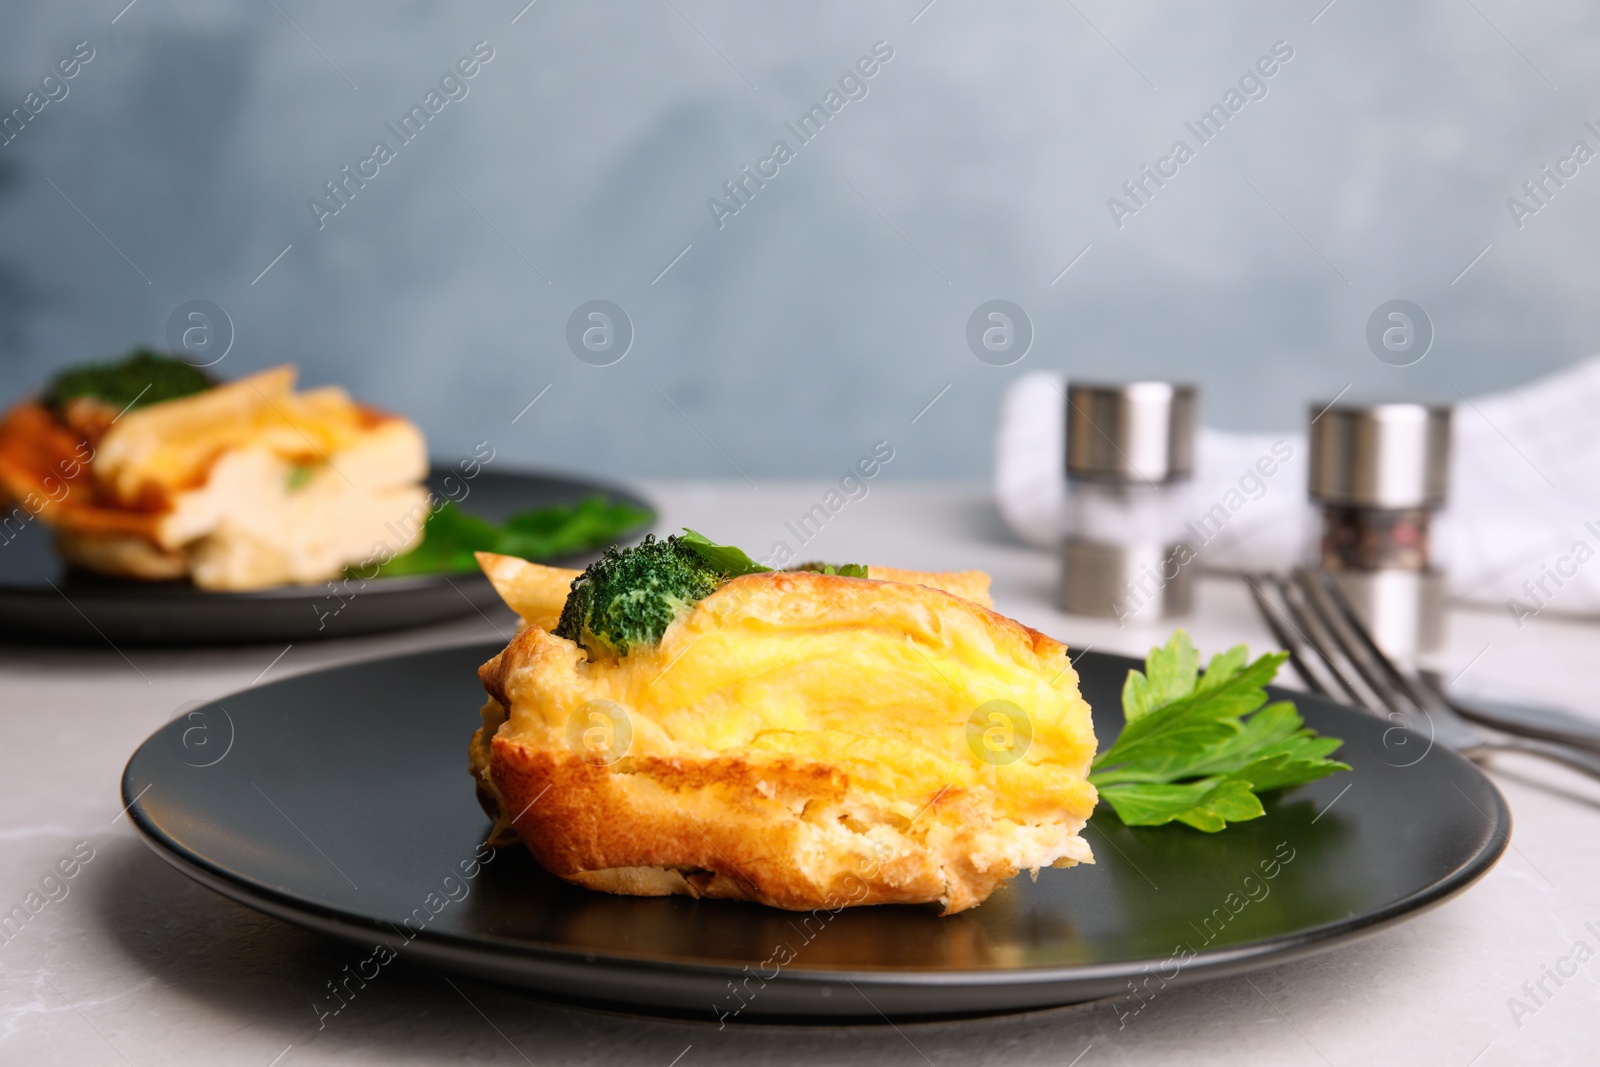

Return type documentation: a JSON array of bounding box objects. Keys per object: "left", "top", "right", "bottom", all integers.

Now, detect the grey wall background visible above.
[{"left": 1, "top": 1, "right": 1596, "bottom": 481}]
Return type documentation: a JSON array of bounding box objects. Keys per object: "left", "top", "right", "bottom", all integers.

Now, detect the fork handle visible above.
[{"left": 1480, "top": 736, "right": 1600, "bottom": 783}]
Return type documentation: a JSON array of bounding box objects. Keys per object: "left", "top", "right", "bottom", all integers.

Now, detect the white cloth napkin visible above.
[{"left": 994, "top": 359, "right": 1600, "bottom": 619}]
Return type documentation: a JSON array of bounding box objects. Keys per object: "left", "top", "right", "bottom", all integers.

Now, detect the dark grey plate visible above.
[
  {"left": 0, "top": 467, "right": 651, "bottom": 646},
  {"left": 122, "top": 645, "right": 1509, "bottom": 1021}
]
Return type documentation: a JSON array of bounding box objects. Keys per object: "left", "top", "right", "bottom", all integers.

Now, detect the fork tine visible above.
[
  {"left": 1292, "top": 567, "right": 1419, "bottom": 717},
  {"left": 1265, "top": 574, "right": 1600, "bottom": 776},
  {"left": 1302, "top": 567, "right": 1496, "bottom": 754},
  {"left": 1251, "top": 572, "right": 1381, "bottom": 708},
  {"left": 1273, "top": 571, "right": 1394, "bottom": 712},
  {"left": 1307, "top": 568, "right": 1438, "bottom": 712},
  {"left": 1245, "top": 574, "right": 1332, "bottom": 696}
]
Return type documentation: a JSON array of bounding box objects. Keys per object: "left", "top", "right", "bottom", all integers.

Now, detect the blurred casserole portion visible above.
[{"left": 0, "top": 351, "right": 428, "bottom": 590}]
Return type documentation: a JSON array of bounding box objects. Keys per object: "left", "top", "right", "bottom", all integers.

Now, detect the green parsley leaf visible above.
[
  {"left": 1089, "top": 631, "right": 1350, "bottom": 832},
  {"left": 285, "top": 464, "right": 315, "bottom": 492},
  {"left": 678, "top": 528, "right": 774, "bottom": 577},
  {"left": 1120, "top": 629, "right": 1198, "bottom": 722},
  {"left": 790, "top": 561, "right": 870, "bottom": 578},
  {"left": 367, "top": 496, "right": 653, "bottom": 578},
  {"left": 501, "top": 498, "right": 653, "bottom": 561},
  {"left": 1097, "top": 776, "right": 1265, "bottom": 832}
]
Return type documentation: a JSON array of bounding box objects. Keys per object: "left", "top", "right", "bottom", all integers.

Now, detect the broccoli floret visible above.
[
  {"left": 553, "top": 534, "right": 726, "bottom": 657},
  {"left": 45, "top": 348, "right": 211, "bottom": 413}
]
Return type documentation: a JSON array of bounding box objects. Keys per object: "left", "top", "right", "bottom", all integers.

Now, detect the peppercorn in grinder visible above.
[{"left": 1308, "top": 401, "right": 1452, "bottom": 655}]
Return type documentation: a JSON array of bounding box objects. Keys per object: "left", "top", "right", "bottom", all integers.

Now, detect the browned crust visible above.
[
  {"left": 0, "top": 401, "right": 92, "bottom": 513},
  {"left": 0, "top": 401, "right": 164, "bottom": 539},
  {"left": 486, "top": 738, "right": 1034, "bottom": 913},
  {"left": 477, "top": 626, "right": 538, "bottom": 710},
  {"left": 865, "top": 566, "right": 992, "bottom": 607},
  {"left": 475, "top": 569, "right": 1095, "bottom": 914}
]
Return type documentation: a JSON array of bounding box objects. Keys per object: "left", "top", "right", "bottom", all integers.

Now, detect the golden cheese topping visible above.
[
  {"left": 94, "top": 365, "right": 392, "bottom": 508},
  {"left": 489, "top": 570, "right": 1097, "bottom": 828}
]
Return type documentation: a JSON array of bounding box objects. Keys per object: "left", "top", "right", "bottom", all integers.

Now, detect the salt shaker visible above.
[
  {"left": 1059, "top": 381, "right": 1198, "bottom": 622},
  {"left": 1307, "top": 401, "right": 1451, "bottom": 655}
]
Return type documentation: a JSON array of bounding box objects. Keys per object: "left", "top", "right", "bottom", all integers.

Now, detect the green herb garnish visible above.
[
  {"left": 285, "top": 465, "right": 315, "bottom": 492},
  {"left": 1088, "top": 631, "right": 1350, "bottom": 832},
  {"left": 45, "top": 348, "right": 211, "bottom": 413},
  {"left": 369, "top": 496, "right": 653, "bottom": 578},
  {"left": 678, "top": 528, "right": 773, "bottom": 577},
  {"left": 792, "top": 561, "right": 869, "bottom": 578}
]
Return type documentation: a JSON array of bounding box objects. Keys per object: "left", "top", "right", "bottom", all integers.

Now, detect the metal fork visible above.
[{"left": 1247, "top": 567, "right": 1600, "bottom": 782}]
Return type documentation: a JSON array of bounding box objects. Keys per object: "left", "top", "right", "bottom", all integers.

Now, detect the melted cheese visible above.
[{"left": 494, "top": 570, "right": 1098, "bottom": 831}]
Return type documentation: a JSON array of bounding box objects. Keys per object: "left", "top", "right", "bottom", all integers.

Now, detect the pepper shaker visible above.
[
  {"left": 1308, "top": 401, "right": 1451, "bottom": 655},
  {"left": 1059, "top": 381, "right": 1198, "bottom": 622}
]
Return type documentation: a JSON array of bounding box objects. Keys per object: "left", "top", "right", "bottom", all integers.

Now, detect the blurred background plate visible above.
[
  {"left": 121, "top": 645, "right": 1509, "bottom": 1020},
  {"left": 0, "top": 466, "right": 652, "bottom": 646}
]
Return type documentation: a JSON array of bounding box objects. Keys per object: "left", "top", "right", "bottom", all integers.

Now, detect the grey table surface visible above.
[{"left": 3, "top": 483, "right": 1597, "bottom": 1067}]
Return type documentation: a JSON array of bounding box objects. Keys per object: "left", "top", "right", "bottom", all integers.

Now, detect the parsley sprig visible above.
[
  {"left": 369, "top": 496, "right": 652, "bottom": 577},
  {"left": 1088, "top": 632, "right": 1350, "bottom": 832},
  {"left": 678, "top": 531, "right": 868, "bottom": 579},
  {"left": 678, "top": 529, "right": 773, "bottom": 577}
]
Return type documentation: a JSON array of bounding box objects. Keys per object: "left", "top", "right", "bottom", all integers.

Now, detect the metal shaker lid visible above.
[
  {"left": 1308, "top": 402, "right": 1451, "bottom": 508},
  {"left": 1065, "top": 381, "right": 1196, "bottom": 483}
]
